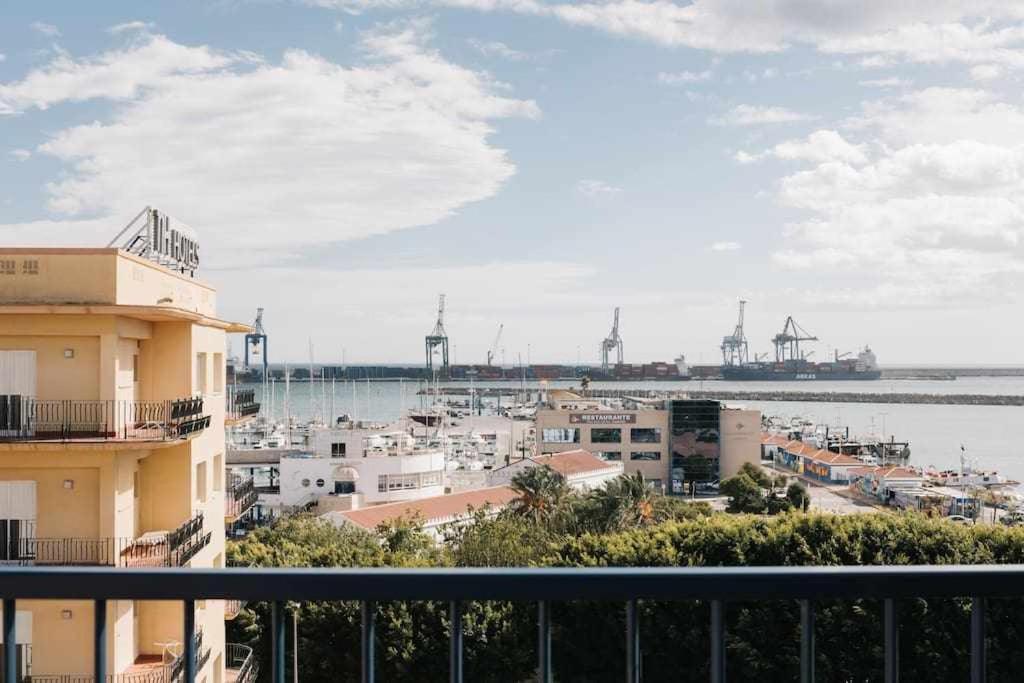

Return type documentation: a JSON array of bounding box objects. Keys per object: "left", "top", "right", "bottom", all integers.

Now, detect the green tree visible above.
[
  {"left": 508, "top": 464, "right": 572, "bottom": 525},
  {"left": 786, "top": 481, "right": 811, "bottom": 511},
  {"left": 720, "top": 472, "right": 767, "bottom": 513},
  {"left": 582, "top": 472, "right": 657, "bottom": 533}
]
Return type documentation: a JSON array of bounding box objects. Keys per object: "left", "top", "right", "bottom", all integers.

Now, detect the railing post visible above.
[
  {"left": 95, "top": 598, "right": 107, "bottom": 680},
  {"left": 449, "top": 600, "right": 463, "bottom": 683},
  {"left": 3, "top": 598, "right": 15, "bottom": 683},
  {"left": 800, "top": 599, "right": 814, "bottom": 683},
  {"left": 971, "top": 596, "right": 986, "bottom": 683},
  {"left": 361, "top": 601, "right": 375, "bottom": 683},
  {"left": 710, "top": 600, "right": 726, "bottom": 683},
  {"left": 884, "top": 598, "right": 898, "bottom": 683},
  {"left": 184, "top": 599, "right": 196, "bottom": 683},
  {"left": 538, "top": 600, "right": 551, "bottom": 683},
  {"left": 626, "top": 599, "right": 640, "bottom": 683},
  {"left": 272, "top": 600, "right": 286, "bottom": 683}
]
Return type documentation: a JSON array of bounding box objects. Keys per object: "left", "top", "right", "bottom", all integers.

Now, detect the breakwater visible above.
[{"left": 423, "top": 386, "right": 1024, "bottom": 407}]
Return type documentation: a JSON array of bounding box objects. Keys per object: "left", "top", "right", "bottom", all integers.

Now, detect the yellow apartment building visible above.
[{"left": 0, "top": 211, "right": 253, "bottom": 683}]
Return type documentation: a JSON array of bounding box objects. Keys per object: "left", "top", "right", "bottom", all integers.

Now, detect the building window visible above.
[
  {"left": 315, "top": 478, "right": 325, "bottom": 488},
  {"left": 630, "top": 451, "right": 661, "bottom": 461},
  {"left": 595, "top": 451, "right": 622, "bottom": 462},
  {"left": 195, "top": 462, "right": 208, "bottom": 503},
  {"left": 213, "top": 353, "right": 224, "bottom": 394},
  {"left": 301, "top": 478, "right": 311, "bottom": 488},
  {"left": 630, "top": 428, "right": 662, "bottom": 444},
  {"left": 331, "top": 443, "right": 346, "bottom": 457},
  {"left": 377, "top": 471, "right": 444, "bottom": 493},
  {"left": 334, "top": 481, "right": 355, "bottom": 495},
  {"left": 590, "top": 428, "right": 621, "bottom": 443},
  {"left": 213, "top": 454, "right": 223, "bottom": 492},
  {"left": 196, "top": 352, "right": 208, "bottom": 394},
  {"left": 541, "top": 428, "right": 580, "bottom": 444}
]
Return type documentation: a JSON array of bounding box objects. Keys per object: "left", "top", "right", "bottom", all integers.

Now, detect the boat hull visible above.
[{"left": 721, "top": 367, "right": 882, "bottom": 381}]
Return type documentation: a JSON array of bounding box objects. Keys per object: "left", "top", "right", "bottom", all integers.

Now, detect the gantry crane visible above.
[
  {"left": 486, "top": 324, "right": 504, "bottom": 366},
  {"left": 720, "top": 300, "right": 749, "bottom": 367},
  {"left": 425, "top": 294, "right": 450, "bottom": 374},
  {"left": 772, "top": 316, "right": 818, "bottom": 362},
  {"left": 600, "top": 307, "right": 624, "bottom": 370},
  {"left": 244, "top": 308, "right": 268, "bottom": 378}
]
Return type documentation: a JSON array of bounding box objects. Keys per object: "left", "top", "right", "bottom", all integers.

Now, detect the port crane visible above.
[
  {"left": 720, "top": 300, "right": 749, "bottom": 366},
  {"left": 244, "top": 307, "right": 268, "bottom": 378},
  {"left": 486, "top": 324, "right": 504, "bottom": 366},
  {"left": 772, "top": 316, "right": 818, "bottom": 362},
  {"left": 600, "top": 307, "right": 624, "bottom": 370},
  {"left": 424, "top": 294, "right": 450, "bottom": 375}
]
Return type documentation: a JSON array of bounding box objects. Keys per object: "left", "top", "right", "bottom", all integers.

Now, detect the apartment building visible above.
[
  {"left": 535, "top": 391, "right": 759, "bottom": 494},
  {"left": 0, "top": 218, "right": 252, "bottom": 682}
]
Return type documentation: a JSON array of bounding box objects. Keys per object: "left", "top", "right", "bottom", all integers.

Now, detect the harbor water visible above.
[{"left": 238, "top": 376, "right": 1024, "bottom": 483}]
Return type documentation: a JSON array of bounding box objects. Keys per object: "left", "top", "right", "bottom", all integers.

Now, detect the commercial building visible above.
[
  {"left": 0, "top": 230, "right": 252, "bottom": 680},
  {"left": 535, "top": 391, "right": 759, "bottom": 494}
]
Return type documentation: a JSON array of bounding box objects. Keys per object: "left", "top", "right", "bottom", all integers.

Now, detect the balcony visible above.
[
  {"left": 0, "top": 565, "right": 1020, "bottom": 683},
  {"left": 226, "top": 388, "right": 260, "bottom": 423},
  {"left": 225, "top": 644, "right": 258, "bottom": 683},
  {"left": 0, "top": 397, "right": 210, "bottom": 444},
  {"left": 1, "top": 515, "right": 210, "bottom": 568},
  {"left": 224, "top": 476, "right": 258, "bottom": 523},
  {"left": 17, "top": 635, "right": 210, "bottom": 683}
]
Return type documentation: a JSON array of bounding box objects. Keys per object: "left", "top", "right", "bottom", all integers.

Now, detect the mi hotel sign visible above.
[
  {"left": 110, "top": 206, "right": 201, "bottom": 276},
  {"left": 569, "top": 413, "right": 637, "bottom": 424}
]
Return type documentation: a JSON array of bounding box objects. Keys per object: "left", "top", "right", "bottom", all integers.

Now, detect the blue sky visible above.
[{"left": 2, "top": 1, "right": 1024, "bottom": 364}]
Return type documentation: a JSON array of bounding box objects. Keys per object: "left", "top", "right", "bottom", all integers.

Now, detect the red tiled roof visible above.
[
  {"left": 529, "top": 450, "right": 620, "bottom": 477},
  {"left": 806, "top": 449, "right": 864, "bottom": 466},
  {"left": 339, "top": 486, "right": 519, "bottom": 530},
  {"left": 848, "top": 465, "right": 921, "bottom": 480},
  {"left": 760, "top": 433, "right": 790, "bottom": 446}
]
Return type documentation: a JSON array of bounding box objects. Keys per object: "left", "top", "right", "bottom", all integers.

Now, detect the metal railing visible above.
[
  {"left": 0, "top": 397, "right": 210, "bottom": 443},
  {"left": 24, "top": 673, "right": 168, "bottom": 683},
  {"left": 169, "top": 632, "right": 207, "bottom": 683},
  {"left": 1, "top": 565, "right": 1021, "bottom": 683},
  {"left": 225, "top": 477, "right": 258, "bottom": 521},
  {"left": 0, "top": 517, "right": 209, "bottom": 568},
  {"left": 226, "top": 389, "right": 260, "bottom": 420},
  {"left": 226, "top": 643, "right": 258, "bottom": 683}
]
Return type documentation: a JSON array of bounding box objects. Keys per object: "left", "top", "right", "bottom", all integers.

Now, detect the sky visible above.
[{"left": 2, "top": 1, "right": 1023, "bottom": 365}]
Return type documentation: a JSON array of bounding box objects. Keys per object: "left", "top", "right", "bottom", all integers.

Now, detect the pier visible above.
[{"left": 421, "top": 386, "right": 1024, "bottom": 407}]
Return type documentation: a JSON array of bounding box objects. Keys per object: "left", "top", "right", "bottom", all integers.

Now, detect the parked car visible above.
[{"left": 947, "top": 515, "right": 973, "bottom": 525}]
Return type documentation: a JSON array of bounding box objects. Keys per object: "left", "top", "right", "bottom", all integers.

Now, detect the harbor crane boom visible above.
[
  {"left": 772, "top": 316, "right": 818, "bottom": 362},
  {"left": 486, "top": 324, "right": 504, "bottom": 366},
  {"left": 600, "top": 307, "right": 624, "bottom": 370},
  {"left": 424, "top": 294, "right": 450, "bottom": 375},
  {"left": 244, "top": 307, "right": 268, "bottom": 378},
  {"left": 720, "top": 300, "right": 749, "bottom": 366}
]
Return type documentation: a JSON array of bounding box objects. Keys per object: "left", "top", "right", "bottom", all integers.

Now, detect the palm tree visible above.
[
  {"left": 588, "top": 473, "right": 656, "bottom": 532},
  {"left": 509, "top": 465, "right": 571, "bottom": 525}
]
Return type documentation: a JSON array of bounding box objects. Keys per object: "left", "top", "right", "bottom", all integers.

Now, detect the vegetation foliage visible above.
[{"left": 228, "top": 469, "right": 1024, "bottom": 682}]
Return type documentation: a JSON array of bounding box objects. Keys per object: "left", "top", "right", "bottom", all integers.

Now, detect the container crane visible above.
[
  {"left": 244, "top": 308, "right": 268, "bottom": 379},
  {"left": 600, "top": 307, "right": 624, "bottom": 370},
  {"left": 772, "top": 316, "right": 818, "bottom": 362},
  {"left": 720, "top": 300, "right": 749, "bottom": 367},
  {"left": 486, "top": 324, "right": 504, "bottom": 366},
  {"left": 424, "top": 294, "right": 450, "bottom": 375}
]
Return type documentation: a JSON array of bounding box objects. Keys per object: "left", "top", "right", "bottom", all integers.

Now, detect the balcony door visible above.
[
  {"left": 0, "top": 481, "right": 37, "bottom": 563},
  {"left": 0, "top": 350, "right": 37, "bottom": 397}
]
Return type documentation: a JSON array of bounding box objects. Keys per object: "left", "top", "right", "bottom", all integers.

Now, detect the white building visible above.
[{"left": 488, "top": 449, "right": 624, "bottom": 492}]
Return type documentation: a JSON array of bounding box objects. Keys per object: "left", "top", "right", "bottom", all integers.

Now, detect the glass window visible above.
[
  {"left": 377, "top": 475, "right": 387, "bottom": 493},
  {"left": 630, "top": 451, "right": 661, "bottom": 461},
  {"left": 595, "top": 451, "right": 622, "bottom": 462},
  {"left": 630, "top": 428, "right": 662, "bottom": 444},
  {"left": 590, "top": 428, "right": 621, "bottom": 443},
  {"left": 335, "top": 481, "right": 355, "bottom": 495},
  {"left": 315, "top": 478, "right": 325, "bottom": 488},
  {"left": 301, "top": 478, "right": 311, "bottom": 487},
  {"left": 542, "top": 428, "right": 580, "bottom": 444},
  {"left": 331, "top": 442, "right": 347, "bottom": 457}
]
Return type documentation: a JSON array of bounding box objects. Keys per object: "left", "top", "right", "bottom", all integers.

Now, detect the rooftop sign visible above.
[
  {"left": 107, "top": 207, "right": 200, "bottom": 276},
  {"left": 569, "top": 413, "right": 637, "bottom": 424}
]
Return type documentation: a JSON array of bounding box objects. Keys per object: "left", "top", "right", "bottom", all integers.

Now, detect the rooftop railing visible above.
[
  {"left": 2, "top": 565, "right": 1021, "bottom": 682},
  {"left": 0, "top": 397, "right": 210, "bottom": 443},
  {"left": 1, "top": 516, "right": 209, "bottom": 568}
]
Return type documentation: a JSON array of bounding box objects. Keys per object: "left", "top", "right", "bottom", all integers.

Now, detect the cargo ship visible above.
[{"left": 719, "top": 302, "right": 881, "bottom": 381}]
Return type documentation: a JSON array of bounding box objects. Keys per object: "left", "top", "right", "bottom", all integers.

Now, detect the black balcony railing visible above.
[
  {"left": 169, "top": 632, "right": 208, "bottom": 683},
  {"left": 0, "top": 396, "right": 210, "bottom": 443},
  {"left": 225, "top": 476, "right": 258, "bottom": 521},
  {"left": 227, "top": 388, "right": 260, "bottom": 420},
  {"left": 226, "top": 643, "right": 258, "bottom": 683},
  {"left": 0, "top": 517, "right": 209, "bottom": 568},
  {"left": 1, "top": 565, "right": 1022, "bottom": 683}
]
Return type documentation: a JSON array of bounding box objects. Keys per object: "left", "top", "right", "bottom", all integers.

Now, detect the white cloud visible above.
[
  {"left": 710, "top": 241, "right": 741, "bottom": 251},
  {"left": 31, "top": 22, "right": 61, "bottom": 37},
  {"left": 0, "top": 25, "right": 539, "bottom": 263},
  {"left": 711, "top": 104, "right": 814, "bottom": 126},
  {"left": 576, "top": 179, "right": 622, "bottom": 197},
  {"left": 9, "top": 149, "right": 31, "bottom": 161},
  {"left": 859, "top": 77, "right": 912, "bottom": 88},
  {"left": 737, "top": 130, "right": 868, "bottom": 165},
  {"left": 970, "top": 63, "right": 1003, "bottom": 80},
  {"left": 467, "top": 38, "right": 527, "bottom": 60},
  {"left": 657, "top": 69, "right": 712, "bottom": 85},
  {"left": 108, "top": 21, "right": 156, "bottom": 34}
]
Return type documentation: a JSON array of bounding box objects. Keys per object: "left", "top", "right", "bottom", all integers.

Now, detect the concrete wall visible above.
[{"left": 718, "top": 408, "right": 761, "bottom": 479}]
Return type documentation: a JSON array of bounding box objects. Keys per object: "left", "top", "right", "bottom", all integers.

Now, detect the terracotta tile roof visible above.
[
  {"left": 849, "top": 466, "right": 922, "bottom": 480},
  {"left": 338, "top": 486, "right": 518, "bottom": 530},
  {"left": 529, "top": 450, "right": 621, "bottom": 478},
  {"left": 760, "top": 433, "right": 790, "bottom": 446},
  {"left": 783, "top": 440, "right": 817, "bottom": 455},
  {"left": 806, "top": 449, "right": 864, "bottom": 466}
]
